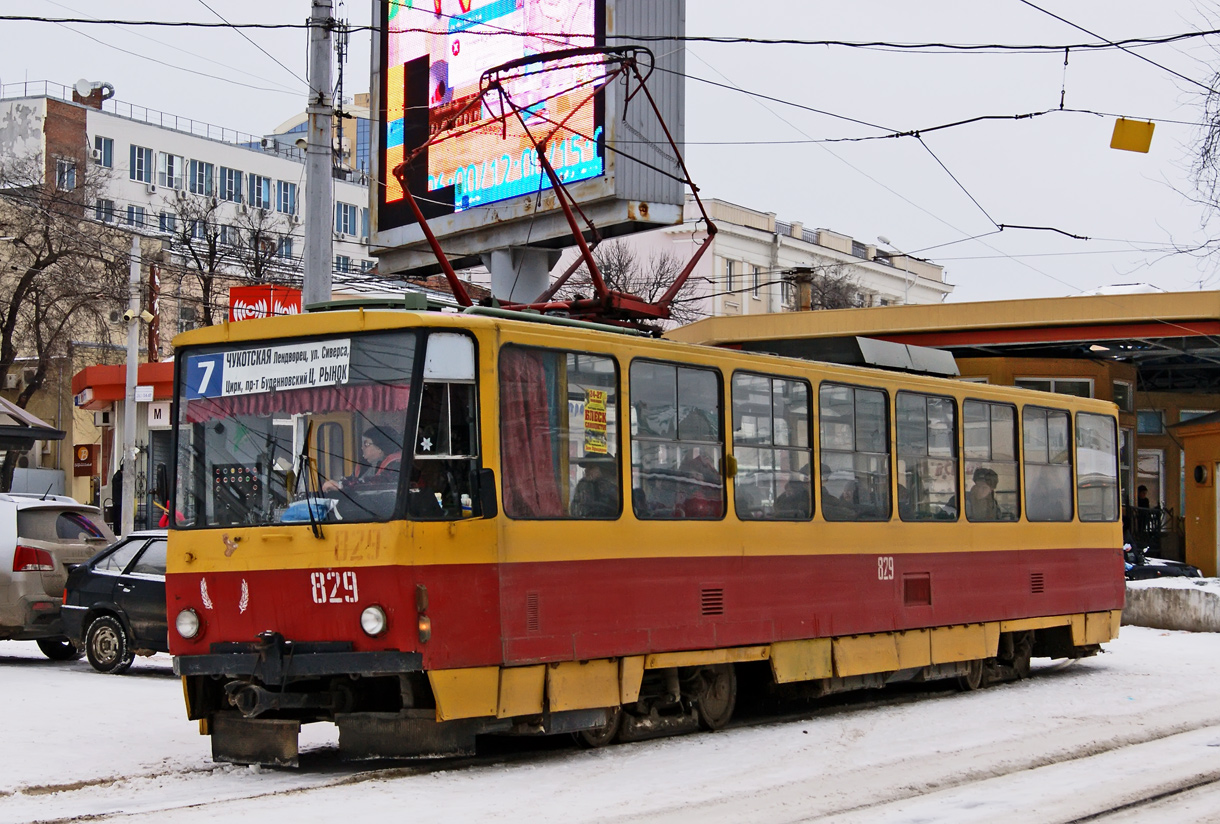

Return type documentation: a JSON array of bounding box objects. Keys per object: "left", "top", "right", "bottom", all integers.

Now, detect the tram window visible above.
[
  {"left": 410, "top": 380, "right": 478, "bottom": 520},
  {"left": 1023, "top": 407, "right": 1074, "bottom": 522},
  {"left": 962, "top": 400, "right": 1019, "bottom": 522},
  {"left": 818, "top": 384, "right": 891, "bottom": 521},
  {"left": 896, "top": 392, "right": 958, "bottom": 521},
  {"left": 315, "top": 421, "right": 346, "bottom": 483},
  {"left": 732, "top": 372, "right": 812, "bottom": 520},
  {"left": 631, "top": 361, "right": 724, "bottom": 520},
  {"left": 499, "top": 346, "right": 620, "bottom": 520},
  {"left": 1076, "top": 412, "right": 1119, "bottom": 522}
]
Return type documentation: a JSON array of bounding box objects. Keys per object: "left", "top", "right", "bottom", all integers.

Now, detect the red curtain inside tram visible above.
[
  {"left": 499, "top": 347, "right": 563, "bottom": 518},
  {"left": 184, "top": 384, "right": 411, "bottom": 423}
]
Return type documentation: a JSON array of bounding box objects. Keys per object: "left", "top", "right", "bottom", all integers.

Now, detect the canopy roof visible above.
[{"left": 0, "top": 395, "right": 64, "bottom": 452}]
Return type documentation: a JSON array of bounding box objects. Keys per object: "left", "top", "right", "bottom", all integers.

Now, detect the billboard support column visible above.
[
  {"left": 303, "top": 0, "right": 334, "bottom": 308},
  {"left": 482, "top": 248, "right": 561, "bottom": 305}
]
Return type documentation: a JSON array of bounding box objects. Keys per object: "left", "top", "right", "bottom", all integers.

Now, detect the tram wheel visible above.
[
  {"left": 574, "top": 705, "right": 622, "bottom": 749},
  {"left": 956, "top": 659, "right": 984, "bottom": 691},
  {"left": 693, "top": 664, "right": 737, "bottom": 731}
]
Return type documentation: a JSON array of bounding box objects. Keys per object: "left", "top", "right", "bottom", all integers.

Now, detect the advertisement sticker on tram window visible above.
[
  {"left": 583, "top": 388, "right": 608, "bottom": 454},
  {"left": 184, "top": 339, "right": 352, "bottom": 399}
]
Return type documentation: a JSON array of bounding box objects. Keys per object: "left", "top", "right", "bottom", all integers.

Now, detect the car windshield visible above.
[{"left": 176, "top": 330, "right": 417, "bottom": 528}]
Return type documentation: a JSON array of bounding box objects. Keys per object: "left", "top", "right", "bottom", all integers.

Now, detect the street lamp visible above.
[{"left": 876, "top": 236, "right": 914, "bottom": 304}]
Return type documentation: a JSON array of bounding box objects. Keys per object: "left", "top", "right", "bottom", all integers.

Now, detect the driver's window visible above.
[{"left": 410, "top": 333, "right": 478, "bottom": 520}]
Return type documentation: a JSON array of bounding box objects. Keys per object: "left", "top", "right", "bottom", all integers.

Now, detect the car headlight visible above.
[
  {"left": 175, "top": 608, "right": 200, "bottom": 639},
  {"left": 360, "top": 605, "right": 387, "bottom": 637}
]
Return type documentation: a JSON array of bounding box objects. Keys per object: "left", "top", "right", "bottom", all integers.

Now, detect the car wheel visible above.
[
  {"left": 85, "top": 615, "right": 134, "bottom": 674},
  {"left": 36, "top": 636, "right": 83, "bottom": 661}
]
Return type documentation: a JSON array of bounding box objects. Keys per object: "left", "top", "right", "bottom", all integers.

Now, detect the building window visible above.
[
  {"left": 94, "top": 199, "right": 115, "bottom": 223},
  {"left": 94, "top": 136, "right": 113, "bottom": 168},
  {"left": 189, "top": 219, "right": 206, "bottom": 240},
  {"left": 219, "top": 224, "right": 240, "bottom": 246},
  {"left": 158, "top": 212, "right": 176, "bottom": 234},
  {"left": 219, "top": 167, "right": 243, "bottom": 202},
  {"left": 1111, "top": 381, "right": 1133, "bottom": 413},
  {"left": 752, "top": 265, "right": 761, "bottom": 299},
  {"left": 360, "top": 207, "right": 370, "bottom": 239},
  {"left": 819, "top": 384, "right": 892, "bottom": 521},
  {"left": 55, "top": 158, "right": 76, "bottom": 191},
  {"left": 725, "top": 259, "right": 736, "bottom": 292},
  {"left": 276, "top": 180, "right": 297, "bottom": 215},
  {"left": 1180, "top": 409, "right": 1215, "bottom": 424},
  {"left": 129, "top": 145, "right": 153, "bottom": 183},
  {"left": 1023, "top": 406, "right": 1073, "bottom": 522},
  {"left": 249, "top": 175, "right": 272, "bottom": 209},
  {"left": 157, "top": 152, "right": 184, "bottom": 189},
  {"left": 277, "top": 237, "right": 294, "bottom": 260},
  {"left": 334, "top": 255, "right": 351, "bottom": 273},
  {"left": 1136, "top": 409, "right": 1164, "bottom": 435},
  {"left": 125, "top": 205, "right": 146, "bottom": 227},
  {"left": 335, "top": 202, "right": 357, "bottom": 235},
  {"left": 360, "top": 259, "right": 375, "bottom": 272},
  {"left": 1015, "top": 378, "right": 1093, "bottom": 398},
  {"left": 189, "top": 160, "right": 215, "bottom": 196}
]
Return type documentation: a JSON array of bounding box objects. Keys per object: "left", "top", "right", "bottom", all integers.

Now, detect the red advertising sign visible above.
[
  {"left": 73, "top": 444, "right": 98, "bottom": 477},
  {"left": 228, "top": 285, "right": 303, "bottom": 322}
]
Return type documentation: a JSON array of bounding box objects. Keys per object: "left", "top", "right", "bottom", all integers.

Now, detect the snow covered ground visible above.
[{"left": 4, "top": 626, "right": 1220, "bottom": 823}]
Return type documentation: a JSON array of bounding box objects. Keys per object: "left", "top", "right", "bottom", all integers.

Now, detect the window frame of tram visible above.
[
  {"left": 1076, "top": 412, "right": 1120, "bottom": 522},
  {"left": 630, "top": 360, "right": 725, "bottom": 521},
  {"left": 407, "top": 331, "right": 482, "bottom": 521},
  {"left": 1022, "top": 405, "right": 1074, "bottom": 522},
  {"left": 731, "top": 371, "right": 813, "bottom": 521},
  {"left": 896, "top": 391, "right": 959, "bottom": 522},
  {"left": 818, "top": 383, "right": 892, "bottom": 522},
  {"left": 962, "top": 399, "right": 1020, "bottom": 523},
  {"left": 497, "top": 344, "right": 623, "bottom": 520}
]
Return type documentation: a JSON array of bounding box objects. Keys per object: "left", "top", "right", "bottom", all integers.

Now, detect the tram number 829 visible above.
[
  {"left": 877, "top": 556, "right": 894, "bottom": 581},
  {"left": 310, "top": 570, "right": 359, "bottom": 604}
]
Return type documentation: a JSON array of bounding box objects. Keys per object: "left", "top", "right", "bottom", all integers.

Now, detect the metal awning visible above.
[{"left": 0, "top": 396, "right": 65, "bottom": 451}]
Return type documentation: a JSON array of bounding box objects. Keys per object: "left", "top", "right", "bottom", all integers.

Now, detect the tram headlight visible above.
[
  {"left": 361, "top": 605, "right": 388, "bottom": 637},
  {"left": 175, "top": 608, "right": 201, "bottom": 640}
]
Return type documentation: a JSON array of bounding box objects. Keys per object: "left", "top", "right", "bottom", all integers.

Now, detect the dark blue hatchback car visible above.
[{"left": 61, "top": 530, "right": 168, "bottom": 674}]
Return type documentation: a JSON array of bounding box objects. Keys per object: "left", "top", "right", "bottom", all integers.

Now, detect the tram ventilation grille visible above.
[
  {"left": 1030, "top": 572, "right": 1045, "bottom": 594},
  {"left": 701, "top": 588, "right": 724, "bottom": 616},
  {"left": 903, "top": 573, "right": 932, "bottom": 606},
  {"left": 526, "top": 592, "right": 540, "bottom": 633}
]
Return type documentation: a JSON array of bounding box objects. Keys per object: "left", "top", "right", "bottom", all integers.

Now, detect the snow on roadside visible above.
[{"left": 4, "top": 626, "right": 1220, "bottom": 822}]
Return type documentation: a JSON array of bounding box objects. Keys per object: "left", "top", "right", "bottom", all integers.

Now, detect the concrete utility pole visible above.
[
  {"left": 303, "top": 0, "right": 334, "bottom": 308},
  {"left": 122, "top": 234, "right": 140, "bottom": 536}
]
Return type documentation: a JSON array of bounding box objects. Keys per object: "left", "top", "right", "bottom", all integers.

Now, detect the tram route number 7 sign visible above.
[{"left": 184, "top": 339, "right": 352, "bottom": 400}]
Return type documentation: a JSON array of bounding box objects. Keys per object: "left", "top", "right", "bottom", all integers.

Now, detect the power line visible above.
[{"left": 194, "top": 0, "right": 307, "bottom": 87}]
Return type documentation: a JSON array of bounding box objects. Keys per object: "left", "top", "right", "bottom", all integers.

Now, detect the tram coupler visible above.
[
  {"left": 224, "top": 680, "right": 348, "bottom": 717},
  {"left": 210, "top": 713, "right": 301, "bottom": 768}
]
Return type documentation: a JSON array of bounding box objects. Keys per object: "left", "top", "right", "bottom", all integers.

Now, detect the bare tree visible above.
[
  {"left": 163, "top": 192, "right": 239, "bottom": 327},
  {"left": 785, "top": 260, "right": 862, "bottom": 310},
  {"left": 0, "top": 151, "right": 129, "bottom": 486},
  {"left": 162, "top": 192, "right": 299, "bottom": 326},
  {"left": 555, "top": 240, "right": 709, "bottom": 326}
]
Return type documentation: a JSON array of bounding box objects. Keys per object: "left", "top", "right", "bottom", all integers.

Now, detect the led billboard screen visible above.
[{"left": 379, "top": 0, "right": 606, "bottom": 232}]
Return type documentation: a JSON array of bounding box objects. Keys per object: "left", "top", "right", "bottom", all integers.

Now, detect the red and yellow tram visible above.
[{"left": 165, "top": 306, "right": 1124, "bottom": 765}]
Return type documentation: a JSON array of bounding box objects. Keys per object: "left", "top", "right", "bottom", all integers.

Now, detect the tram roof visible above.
[{"left": 665, "top": 291, "right": 1220, "bottom": 393}]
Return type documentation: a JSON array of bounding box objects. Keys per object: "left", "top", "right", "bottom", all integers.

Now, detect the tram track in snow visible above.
[{"left": 17, "top": 664, "right": 1220, "bottom": 824}]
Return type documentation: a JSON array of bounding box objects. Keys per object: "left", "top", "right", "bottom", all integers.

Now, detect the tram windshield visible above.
[{"left": 175, "top": 331, "right": 417, "bottom": 528}]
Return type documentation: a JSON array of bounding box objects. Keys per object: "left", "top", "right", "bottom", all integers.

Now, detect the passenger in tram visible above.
[
  {"left": 678, "top": 451, "right": 722, "bottom": 517},
  {"left": 773, "top": 466, "right": 812, "bottom": 519},
  {"left": 570, "top": 455, "right": 619, "bottom": 518},
  {"left": 965, "top": 466, "right": 1000, "bottom": 521},
  {"left": 321, "top": 427, "right": 402, "bottom": 493}
]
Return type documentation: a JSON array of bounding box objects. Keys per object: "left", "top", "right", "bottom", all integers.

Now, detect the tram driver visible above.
[{"left": 321, "top": 427, "right": 403, "bottom": 493}]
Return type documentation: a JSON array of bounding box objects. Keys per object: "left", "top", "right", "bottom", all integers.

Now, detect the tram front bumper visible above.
[{"left": 174, "top": 632, "right": 423, "bottom": 684}]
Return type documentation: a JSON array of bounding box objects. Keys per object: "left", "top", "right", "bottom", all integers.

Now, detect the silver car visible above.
[{"left": 0, "top": 494, "right": 115, "bottom": 659}]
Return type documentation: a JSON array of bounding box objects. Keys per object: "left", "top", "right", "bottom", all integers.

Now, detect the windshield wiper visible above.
[{"left": 294, "top": 420, "right": 324, "bottom": 540}]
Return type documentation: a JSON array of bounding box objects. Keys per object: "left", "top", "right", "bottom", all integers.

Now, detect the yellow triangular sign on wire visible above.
[{"left": 1110, "top": 118, "right": 1154, "bottom": 153}]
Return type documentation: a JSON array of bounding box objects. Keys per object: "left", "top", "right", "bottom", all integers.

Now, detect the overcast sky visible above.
[{"left": 3, "top": 1, "right": 1219, "bottom": 303}]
